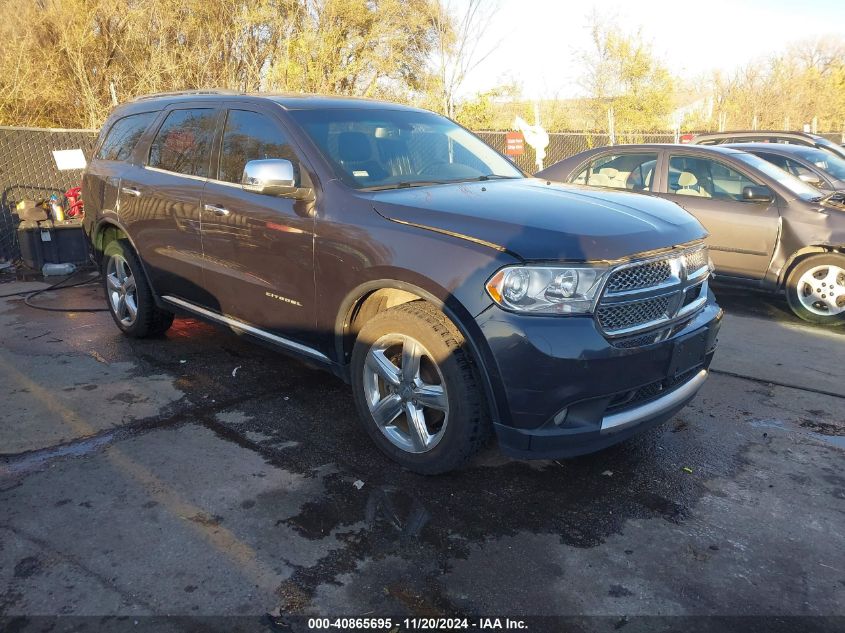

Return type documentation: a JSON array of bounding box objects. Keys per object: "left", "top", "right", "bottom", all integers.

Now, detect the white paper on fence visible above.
[{"left": 52, "top": 149, "right": 87, "bottom": 171}]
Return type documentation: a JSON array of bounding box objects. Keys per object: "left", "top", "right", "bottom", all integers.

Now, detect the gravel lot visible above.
[{"left": 1, "top": 275, "right": 843, "bottom": 632}]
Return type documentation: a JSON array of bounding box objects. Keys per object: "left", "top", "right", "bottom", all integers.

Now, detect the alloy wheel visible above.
[
  {"left": 106, "top": 253, "right": 138, "bottom": 326},
  {"left": 362, "top": 333, "right": 449, "bottom": 454}
]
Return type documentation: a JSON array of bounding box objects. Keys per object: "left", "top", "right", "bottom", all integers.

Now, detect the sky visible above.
[{"left": 454, "top": 0, "right": 845, "bottom": 99}]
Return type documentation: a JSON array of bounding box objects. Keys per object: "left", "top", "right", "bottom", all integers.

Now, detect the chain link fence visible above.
[
  {"left": 476, "top": 131, "right": 679, "bottom": 172},
  {"left": 0, "top": 126, "right": 97, "bottom": 263},
  {"left": 2, "top": 125, "right": 844, "bottom": 263}
]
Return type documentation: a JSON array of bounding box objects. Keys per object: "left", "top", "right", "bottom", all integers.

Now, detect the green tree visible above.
[
  {"left": 0, "top": 0, "right": 448, "bottom": 128},
  {"left": 576, "top": 13, "right": 675, "bottom": 132}
]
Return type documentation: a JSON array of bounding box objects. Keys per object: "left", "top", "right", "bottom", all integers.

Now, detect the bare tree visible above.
[{"left": 429, "top": 0, "right": 499, "bottom": 119}]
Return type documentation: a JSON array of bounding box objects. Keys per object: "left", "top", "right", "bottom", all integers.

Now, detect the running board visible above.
[{"left": 161, "top": 295, "right": 330, "bottom": 363}]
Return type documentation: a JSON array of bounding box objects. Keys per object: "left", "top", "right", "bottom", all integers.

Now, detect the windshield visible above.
[
  {"left": 794, "top": 147, "right": 845, "bottom": 180},
  {"left": 733, "top": 152, "right": 823, "bottom": 200},
  {"left": 289, "top": 108, "right": 523, "bottom": 190},
  {"left": 812, "top": 137, "right": 845, "bottom": 162}
]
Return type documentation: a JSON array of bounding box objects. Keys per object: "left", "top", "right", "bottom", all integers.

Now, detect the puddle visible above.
[
  {"left": 751, "top": 417, "right": 845, "bottom": 449},
  {"left": 0, "top": 432, "right": 117, "bottom": 477},
  {"left": 811, "top": 434, "right": 845, "bottom": 449},
  {"left": 749, "top": 418, "right": 789, "bottom": 431}
]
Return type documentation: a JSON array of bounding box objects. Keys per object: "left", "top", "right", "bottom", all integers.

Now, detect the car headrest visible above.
[
  {"left": 678, "top": 171, "right": 698, "bottom": 187},
  {"left": 338, "top": 132, "right": 372, "bottom": 163}
]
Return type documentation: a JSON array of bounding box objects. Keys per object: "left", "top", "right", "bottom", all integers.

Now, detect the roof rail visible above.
[{"left": 132, "top": 89, "right": 242, "bottom": 101}]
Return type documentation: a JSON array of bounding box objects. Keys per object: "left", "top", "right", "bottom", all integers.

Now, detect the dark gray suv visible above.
[{"left": 83, "top": 91, "right": 721, "bottom": 473}]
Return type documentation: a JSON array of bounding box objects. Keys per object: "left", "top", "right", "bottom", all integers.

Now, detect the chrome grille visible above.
[
  {"left": 597, "top": 295, "right": 671, "bottom": 331},
  {"left": 684, "top": 249, "right": 708, "bottom": 275},
  {"left": 596, "top": 245, "right": 709, "bottom": 339},
  {"left": 605, "top": 260, "right": 672, "bottom": 293}
]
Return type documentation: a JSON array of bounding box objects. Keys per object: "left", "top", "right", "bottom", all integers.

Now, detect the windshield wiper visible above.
[
  {"left": 361, "top": 174, "right": 520, "bottom": 191},
  {"left": 360, "top": 180, "right": 452, "bottom": 191}
]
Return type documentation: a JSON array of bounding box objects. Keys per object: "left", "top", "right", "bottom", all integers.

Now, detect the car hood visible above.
[{"left": 369, "top": 179, "right": 706, "bottom": 261}]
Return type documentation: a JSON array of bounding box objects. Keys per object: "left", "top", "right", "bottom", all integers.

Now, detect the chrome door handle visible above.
[
  {"left": 203, "top": 204, "right": 230, "bottom": 217},
  {"left": 120, "top": 186, "right": 141, "bottom": 197}
]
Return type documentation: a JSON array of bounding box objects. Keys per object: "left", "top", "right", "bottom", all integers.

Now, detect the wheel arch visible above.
[
  {"left": 335, "top": 278, "right": 506, "bottom": 426},
  {"left": 94, "top": 218, "right": 163, "bottom": 305},
  {"left": 778, "top": 244, "right": 845, "bottom": 286}
]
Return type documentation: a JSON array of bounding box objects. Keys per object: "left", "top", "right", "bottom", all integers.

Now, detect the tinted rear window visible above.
[
  {"left": 96, "top": 112, "right": 157, "bottom": 162},
  {"left": 148, "top": 109, "right": 216, "bottom": 177}
]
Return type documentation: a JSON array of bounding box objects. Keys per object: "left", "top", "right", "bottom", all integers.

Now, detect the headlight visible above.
[{"left": 485, "top": 265, "right": 608, "bottom": 314}]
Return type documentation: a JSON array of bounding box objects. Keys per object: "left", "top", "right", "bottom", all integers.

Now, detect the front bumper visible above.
[{"left": 476, "top": 294, "right": 722, "bottom": 459}]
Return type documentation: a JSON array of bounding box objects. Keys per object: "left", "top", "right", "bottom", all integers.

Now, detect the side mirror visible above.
[
  {"left": 742, "top": 185, "right": 773, "bottom": 203},
  {"left": 242, "top": 159, "right": 312, "bottom": 200},
  {"left": 798, "top": 173, "right": 823, "bottom": 187}
]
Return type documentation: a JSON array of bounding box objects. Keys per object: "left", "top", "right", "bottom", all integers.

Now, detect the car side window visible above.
[
  {"left": 96, "top": 111, "right": 157, "bottom": 162},
  {"left": 755, "top": 152, "right": 790, "bottom": 171},
  {"left": 148, "top": 109, "right": 216, "bottom": 178},
  {"left": 572, "top": 153, "right": 657, "bottom": 191},
  {"left": 668, "top": 155, "right": 759, "bottom": 201},
  {"left": 781, "top": 157, "right": 819, "bottom": 180},
  {"left": 218, "top": 110, "right": 299, "bottom": 184}
]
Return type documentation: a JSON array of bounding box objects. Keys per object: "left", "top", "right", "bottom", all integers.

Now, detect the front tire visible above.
[
  {"left": 102, "top": 240, "right": 174, "bottom": 337},
  {"left": 785, "top": 254, "right": 845, "bottom": 326},
  {"left": 351, "top": 301, "right": 489, "bottom": 474}
]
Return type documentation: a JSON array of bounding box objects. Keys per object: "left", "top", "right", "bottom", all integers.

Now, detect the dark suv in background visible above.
[
  {"left": 688, "top": 130, "right": 845, "bottom": 160},
  {"left": 83, "top": 91, "right": 721, "bottom": 473}
]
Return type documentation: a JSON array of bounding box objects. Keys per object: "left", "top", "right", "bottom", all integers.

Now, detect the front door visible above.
[
  {"left": 200, "top": 106, "right": 316, "bottom": 344},
  {"left": 660, "top": 153, "right": 780, "bottom": 278}
]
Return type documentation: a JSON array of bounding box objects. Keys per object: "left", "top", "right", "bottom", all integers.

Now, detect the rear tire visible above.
[
  {"left": 785, "top": 253, "right": 845, "bottom": 326},
  {"left": 351, "top": 301, "right": 489, "bottom": 474},
  {"left": 102, "top": 240, "right": 174, "bottom": 337}
]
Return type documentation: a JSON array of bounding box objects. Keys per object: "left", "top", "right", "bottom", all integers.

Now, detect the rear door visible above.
[
  {"left": 199, "top": 103, "right": 316, "bottom": 343},
  {"left": 118, "top": 105, "right": 221, "bottom": 305},
  {"left": 84, "top": 110, "right": 159, "bottom": 225},
  {"left": 657, "top": 151, "right": 780, "bottom": 278}
]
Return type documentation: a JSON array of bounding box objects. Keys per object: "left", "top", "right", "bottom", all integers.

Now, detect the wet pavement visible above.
[{"left": 1, "top": 274, "right": 843, "bottom": 631}]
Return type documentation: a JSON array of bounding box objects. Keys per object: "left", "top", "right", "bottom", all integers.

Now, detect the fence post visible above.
[{"left": 607, "top": 107, "right": 615, "bottom": 146}]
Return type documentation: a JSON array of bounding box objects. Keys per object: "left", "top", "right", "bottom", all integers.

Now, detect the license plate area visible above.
[{"left": 668, "top": 329, "right": 708, "bottom": 378}]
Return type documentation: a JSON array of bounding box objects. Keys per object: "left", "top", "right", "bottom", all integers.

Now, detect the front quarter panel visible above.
[
  {"left": 315, "top": 181, "right": 517, "bottom": 336},
  {"left": 771, "top": 201, "right": 845, "bottom": 284}
]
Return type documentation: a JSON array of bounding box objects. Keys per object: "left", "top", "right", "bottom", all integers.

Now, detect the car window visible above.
[
  {"left": 572, "top": 153, "right": 657, "bottom": 191},
  {"left": 732, "top": 152, "right": 824, "bottom": 201},
  {"left": 96, "top": 112, "right": 157, "bottom": 162},
  {"left": 218, "top": 110, "right": 299, "bottom": 184},
  {"left": 753, "top": 152, "right": 819, "bottom": 180},
  {"left": 754, "top": 152, "right": 790, "bottom": 171},
  {"left": 781, "top": 157, "right": 820, "bottom": 180},
  {"left": 668, "top": 155, "right": 760, "bottom": 201},
  {"left": 148, "top": 109, "right": 216, "bottom": 177},
  {"left": 794, "top": 147, "right": 845, "bottom": 180}
]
